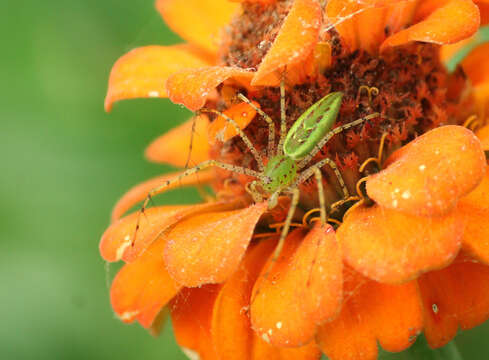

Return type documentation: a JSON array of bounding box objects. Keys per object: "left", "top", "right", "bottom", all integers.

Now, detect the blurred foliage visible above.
[{"left": 1, "top": 1, "right": 489, "bottom": 359}]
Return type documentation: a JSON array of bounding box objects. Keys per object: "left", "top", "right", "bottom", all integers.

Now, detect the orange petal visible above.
[
  {"left": 326, "top": 0, "right": 359, "bottom": 51},
  {"left": 111, "top": 169, "right": 215, "bottom": 221},
  {"left": 440, "top": 35, "right": 476, "bottom": 64},
  {"left": 418, "top": 256, "right": 489, "bottom": 348},
  {"left": 384, "top": 1, "right": 418, "bottom": 35},
  {"left": 252, "top": 0, "right": 322, "bottom": 86},
  {"left": 317, "top": 268, "right": 423, "bottom": 360},
  {"left": 479, "top": 2, "right": 489, "bottom": 24},
  {"left": 167, "top": 66, "right": 254, "bottom": 111},
  {"left": 163, "top": 202, "right": 268, "bottom": 287},
  {"left": 414, "top": 0, "right": 450, "bottom": 20},
  {"left": 476, "top": 124, "right": 489, "bottom": 150},
  {"left": 100, "top": 202, "right": 238, "bottom": 263},
  {"left": 326, "top": 0, "right": 415, "bottom": 53},
  {"left": 252, "top": 336, "right": 321, "bottom": 360},
  {"left": 208, "top": 101, "right": 258, "bottom": 144},
  {"left": 212, "top": 239, "right": 276, "bottom": 360},
  {"left": 211, "top": 238, "right": 321, "bottom": 360},
  {"left": 170, "top": 285, "right": 220, "bottom": 360},
  {"left": 145, "top": 115, "right": 210, "bottom": 167},
  {"left": 355, "top": 6, "right": 388, "bottom": 54},
  {"left": 105, "top": 45, "right": 212, "bottom": 111},
  {"left": 474, "top": 83, "right": 489, "bottom": 121},
  {"left": 367, "top": 125, "right": 486, "bottom": 217},
  {"left": 459, "top": 171, "right": 489, "bottom": 262},
  {"left": 381, "top": 0, "right": 480, "bottom": 51},
  {"left": 461, "top": 42, "right": 489, "bottom": 86},
  {"left": 155, "top": 0, "right": 239, "bottom": 54},
  {"left": 231, "top": 0, "right": 276, "bottom": 4},
  {"left": 458, "top": 167, "right": 489, "bottom": 210},
  {"left": 338, "top": 204, "right": 464, "bottom": 284},
  {"left": 251, "top": 224, "right": 343, "bottom": 347},
  {"left": 110, "top": 236, "right": 181, "bottom": 327}
]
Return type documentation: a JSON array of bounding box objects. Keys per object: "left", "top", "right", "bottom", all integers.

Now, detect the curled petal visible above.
[
  {"left": 418, "top": 256, "right": 489, "bottom": 348},
  {"left": 156, "top": 0, "right": 239, "bottom": 54},
  {"left": 381, "top": 0, "right": 480, "bottom": 51},
  {"left": 105, "top": 45, "right": 212, "bottom": 111},
  {"left": 317, "top": 269, "right": 422, "bottom": 360},
  {"left": 251, "top": 224, "right": 343, "bottom": 347},
  {"left": 145, "top": 115, "right": 210, "bottom": 167},
  {"left": 111, "top": 169, "right": 215, "bottom": 221},
  {"left": 163, "top": 202, "right": 268, "bottom": 287},
  {"left": 110, "top": 236, "right": 181, "bottom": 328},
  {"left": 170, "top": 285, "right": 221, "bottom": 359},
  {"left": 167, "top": 66, "right": 254, "bottom": 111},
  {"left": 100, "top": 202, "right": 238, "bottom": 262},
  {"left": 252, "top": 0, "right": 322, "bottom": 86},
  {"left": 367, "top": 125, "right": 486, "bottom": 217},
  {"left": 208, "top": 102, "right": 258, "bottom": 144},
  {"left": 338, "top": 205, "right": 464, "bottom": 284},
  {"left": 459, "top": 172, "right": 489, "bottom": 262}
]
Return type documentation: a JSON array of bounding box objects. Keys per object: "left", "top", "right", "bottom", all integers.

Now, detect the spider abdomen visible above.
[{"left": 283, "top": 92, "right": 343, "bottom": 161}]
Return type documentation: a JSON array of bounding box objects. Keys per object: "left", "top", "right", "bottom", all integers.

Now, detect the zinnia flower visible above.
[{"left": 101, "top": 0, "right": 489, "bottom": 359}]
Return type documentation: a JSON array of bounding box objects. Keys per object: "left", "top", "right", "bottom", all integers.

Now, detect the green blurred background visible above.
[{"left": 1, "top": 1, "right": 489, "bottom": 359}]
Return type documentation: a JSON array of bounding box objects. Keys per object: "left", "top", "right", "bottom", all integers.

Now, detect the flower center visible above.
[{"left": 209, "top": 2, "right": 475, "bottom": 225}]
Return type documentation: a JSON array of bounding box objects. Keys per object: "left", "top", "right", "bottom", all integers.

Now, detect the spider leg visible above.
[
  {"left": 184, "top": 115, "right": 198, "bottom": 169},
  {"left": 200, "top": 108, "right": 265, "bottom": 171},
  {"left": 132, "top": 160, "right": 263, "bottom": 246},
  {"left": 295, "top": 157, "right": 349, "bottom": 198},
  {"left": 237, "top": 93, "right": 275, "bottom": 158},
  {"left": 313, "top": 167, "right": 327, "bottom": 224},
  {"left": 277, "top": 70, "right": 287, "bottom": 155},
  {"left": 258, "top": 187, "right": 300, "bottom": 287}
]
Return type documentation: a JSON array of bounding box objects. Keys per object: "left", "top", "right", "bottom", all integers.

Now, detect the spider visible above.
[{"left": 134, "top": 78, "right": 382, "bottom": 265}]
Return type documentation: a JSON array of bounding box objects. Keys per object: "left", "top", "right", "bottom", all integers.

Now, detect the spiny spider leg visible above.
[
  {"left": 312, "top": 167, "right": 327, "bottom": 224},
  {"left": 297, "top": 112, "right": 381, "bottom": 169},
  {"left": 184, "top": 115, "right": 198, "bottom": 169},
  {"left": 277, "top": 70, "right": 287, "bottom": 156},
  {"left": 131, "top": 160, "right": 264, "bottom": 246},
  {"left": 295, "top": 157, "right": 349, "bottom": 198},
  {"left": 258, "top": 187, "right": 300, "bottom": 287},
  {"left": 237, "top": 93, "right": 275, "bottom": 158},
  {"left": 199, "top": 108, "right": 266, "bottom": 172}
]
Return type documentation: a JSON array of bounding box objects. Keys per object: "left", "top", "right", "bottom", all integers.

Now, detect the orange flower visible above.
[{"left": 101, "top": 1, "right": 489, "bottom": 359}]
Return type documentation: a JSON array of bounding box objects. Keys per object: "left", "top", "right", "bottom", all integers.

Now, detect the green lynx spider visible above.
[{"left": 134, "top": 79, "right": 381, "bottom": 264}]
